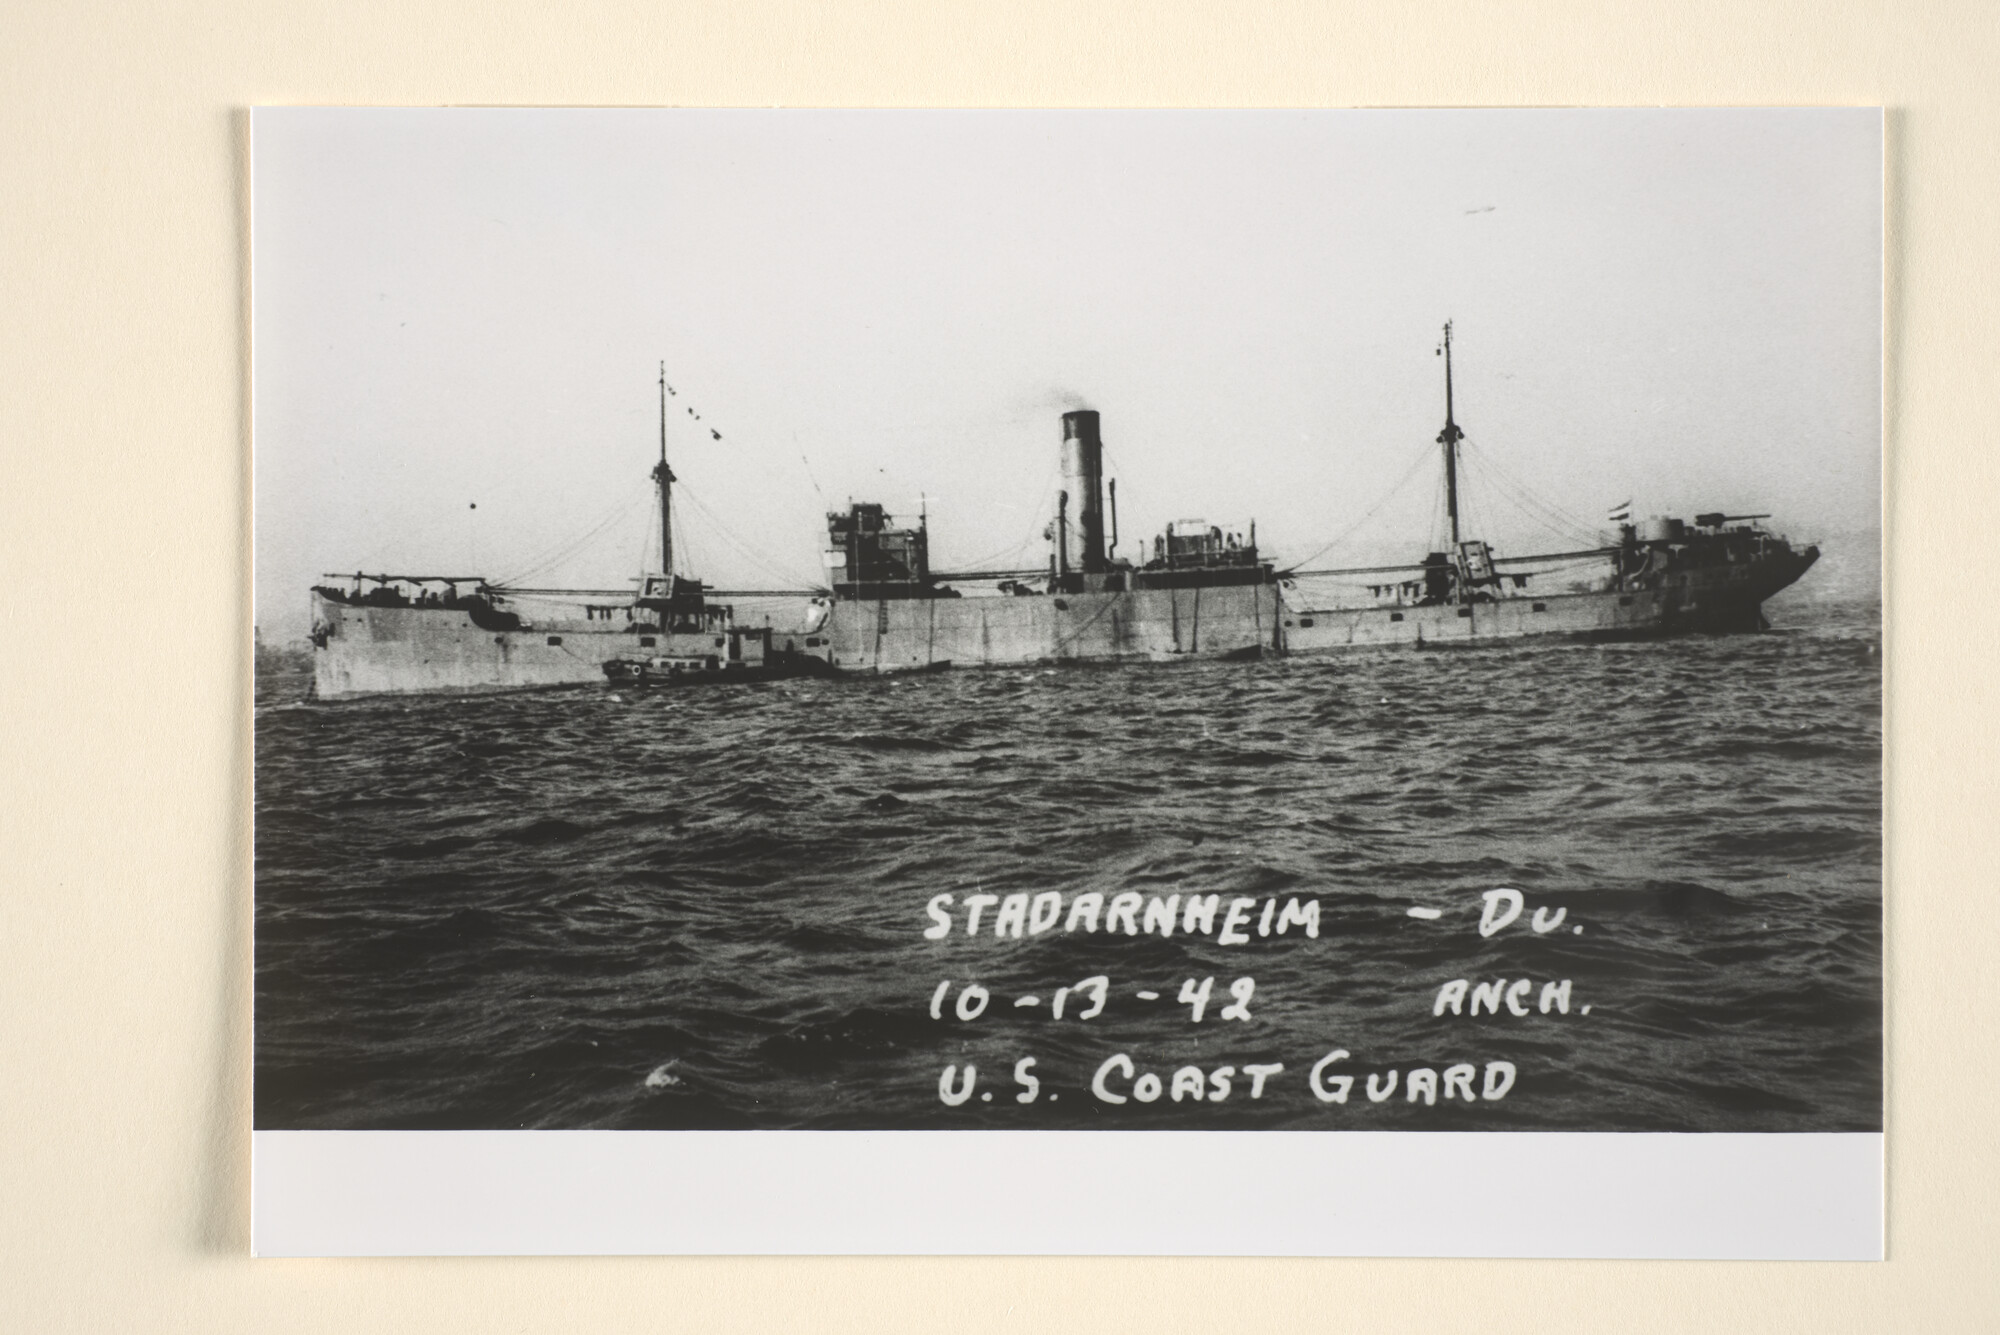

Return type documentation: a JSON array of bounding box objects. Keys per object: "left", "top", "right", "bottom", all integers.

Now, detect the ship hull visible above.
[
  {"left": 1283, "top": 547, "right": 1818, "bottom": 652},
  {"left": 309, "top": 594, "right": 746, "bottom": 700},
  {"left": 821, "top": 583, "right": 1282, "bottom": 672},
  {"left": 602, "top": 656, "right": 828, "bottom": 688},
  {"left": 1283, "top": 586, "right": 1670, "bottom": 650},
  {"left": 311, "top": 548, "right": 1816, "bottom": 692}
]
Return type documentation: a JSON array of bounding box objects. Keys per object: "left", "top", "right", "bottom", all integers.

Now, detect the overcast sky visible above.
[{"left": 253, "top": 108, "right": 1880, "bottom": 638}]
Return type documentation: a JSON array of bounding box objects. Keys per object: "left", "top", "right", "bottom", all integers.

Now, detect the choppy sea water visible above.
[{"left": 254, "top": 588, "right": 1881, "bottom": 1132}]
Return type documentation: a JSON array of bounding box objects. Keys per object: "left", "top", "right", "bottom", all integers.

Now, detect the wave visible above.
[{"left": 255, "top": 621, "right": 1882, "bottom": 1131}]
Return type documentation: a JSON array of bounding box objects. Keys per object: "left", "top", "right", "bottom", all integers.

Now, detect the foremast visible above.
[
  {"left": 1438, "top": 320, "right": 1463, "bottom": 553},
  {"left": 639, "top": 361, "right": 710, "bottom": 630},
  {"left": 655, "top": 360, "right": 676, "bottom": 587},
  {"left": 1434, "top": 320, "right": 1483, "bottom": 603}
]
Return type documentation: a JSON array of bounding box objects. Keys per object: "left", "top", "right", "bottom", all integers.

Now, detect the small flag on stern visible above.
[{"left": 1608, "top": 500, "right": 1632, "bottom": 524}]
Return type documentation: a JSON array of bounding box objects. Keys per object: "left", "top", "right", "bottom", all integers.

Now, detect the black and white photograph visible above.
[{"left": 251, "top": 108, "right": 1881, "bottom": 1249}]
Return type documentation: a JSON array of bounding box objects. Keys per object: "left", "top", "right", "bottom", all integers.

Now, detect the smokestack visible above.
[{"left": 1060, "top": 410, "right": 1107, "bottom": 575}]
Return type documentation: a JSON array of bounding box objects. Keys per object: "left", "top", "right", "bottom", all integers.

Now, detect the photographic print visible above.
[{"left": 251, "top": 108, "right": 1881, "bottom": 1251}]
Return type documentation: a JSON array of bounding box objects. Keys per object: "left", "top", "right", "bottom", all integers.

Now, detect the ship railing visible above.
[{"left": 314, "top": 573, "right": 498, "bottom": 609}]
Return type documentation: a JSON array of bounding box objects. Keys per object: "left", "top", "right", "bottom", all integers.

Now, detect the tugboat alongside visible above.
[
  {"left": 1282, "top": 324, "right": 1820, "bottom": 651},
  {"left": 600, "top": 625, "right": 832, "bottom": 687}
]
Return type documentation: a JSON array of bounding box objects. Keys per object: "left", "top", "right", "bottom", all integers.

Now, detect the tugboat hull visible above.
[{"left": 602, "top": 652, "right": 830, "bottom": 688}]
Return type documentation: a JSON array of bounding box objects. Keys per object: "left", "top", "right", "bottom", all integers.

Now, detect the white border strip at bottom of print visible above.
[{"left": 252, "top": 1130, "right": 1883, "bottom": 1258}]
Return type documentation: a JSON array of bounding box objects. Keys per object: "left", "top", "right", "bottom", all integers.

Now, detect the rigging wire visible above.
[
  {"left": 1460, "top": 445, "right": 1491, "bottom": 550},
  {"left": 1472, "top": 451, "right": 1597, "bottom": 545},
  {"left": 1281, "top": 442, "right": 1437, "bottom": 574},
  {"left": 496, "top": 486, "right": 651, "bottom": 587},
  {"left": 1429, "top": 456, "right": 1447, "bottom": 554},
  {"left": 1474, "top": 457, "right": 1600, "bottom": 549},
  {"left": 794, "top": 431, "right": 830, "bottom": 510},
  {"left": 1481, "top": 462, "right": 1604, "bottom": 549},
  {"left": 1461, "top": 438, "right": 1605, "bottom": 546},
  {"left": 948, "top": 528, "right": 1041, "bottom": 574},
  {"left": 654, "top": 372, "right": 831, "bottom": 589},
  {"left": 939, "top": 449, "right": 1063, "bottom": 573},
  {"left": 949, "top": 490, "right": 1057, "bottom": 571},
  {"left": 502, "top": 488, "right": 641, "bottom": 582},
  {"left": 636, "top": 503, "right": 656, "bottom": 582},
  {"left": 486, "top": 370, "right": 830, "bottom": 595},
  {"left": 668, "top": 491, "right": 705, "bottom": 581},
  {"left": 675, "top": 483, "right": 826, "bottom": 591}
]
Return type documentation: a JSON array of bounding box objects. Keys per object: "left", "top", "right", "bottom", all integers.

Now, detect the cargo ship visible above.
[
  {"left": 1281, "top": 323, "right": 1820, "bottom": 652},
  {"left": 308, "top": 328, "right": 1820, "bottom": 698},
  {"left": 307, "top": 367, "right": 818, "bottom": 700}
]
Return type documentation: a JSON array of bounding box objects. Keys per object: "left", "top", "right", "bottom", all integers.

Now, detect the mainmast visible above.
[
  {"left": 654, "top": 361, "right": 676, "bottom": 587},
  {"left": 1437, "top": 320, "right": 1463, "bottom": 552}
]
